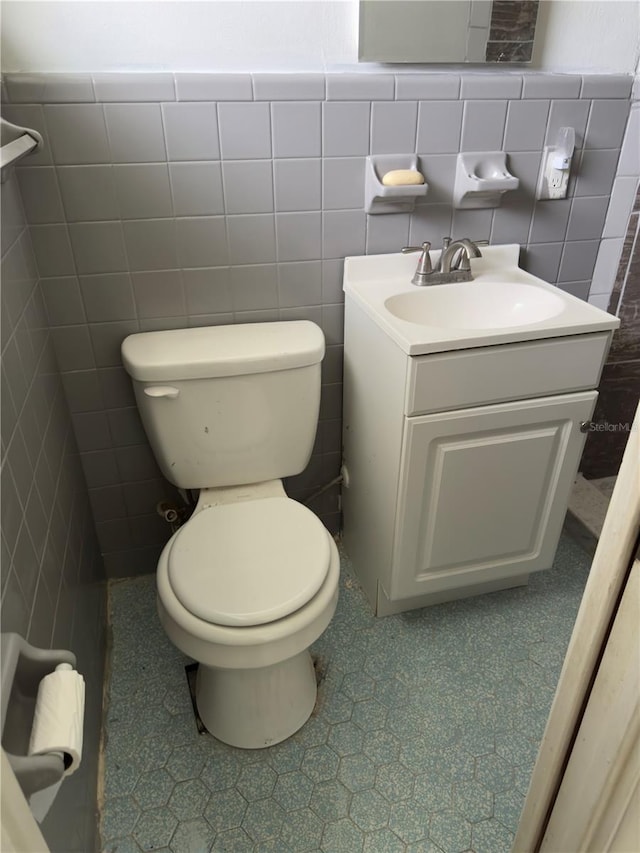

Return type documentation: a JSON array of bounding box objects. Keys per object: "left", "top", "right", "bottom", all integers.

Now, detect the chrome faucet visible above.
[
  {"left": 440, "top": 238, "right": 483, "bottom": 274},
  {"left": 401, "top": 237, "right": 485, "bottom": 285}
]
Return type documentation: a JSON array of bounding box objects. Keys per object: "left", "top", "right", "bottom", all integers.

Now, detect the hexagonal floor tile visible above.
[
  {"left": 388, "top": 798, "right": 430, "bottom": 844},
  {"left": 413, "top": 775, "right": 453, "bottom": 813},
  {"left": 236, "top": 762, "right": 277, "bottom": 800},
  {"left": 493, "top": 788, "right": 525, "bottom": 833},
  {"left": 453, "top": 779, "right": 494, "bottom": 823},
  {"left": 169, "top": 818, "right": 215, "bottom": 853},
  {"left": 210, "top": 827, "right": 253, "bottom": 852},
  {"left": 272, "top": 770, "right": 314, "bottom": 811},
  {"left": 341, "top": 671, "right": 375, "bottom": 702},
  {"left": 352, "top": 699, "right": 388, "bottom": 732},
  {"left": 321, "top": 817, "right": 365, "bottom": 852},
  {"left": 310, "top": 778, "right": 352, "bottom": 822},
  {"left": 375, "top": 762, "right": 415, "bottom": 802},
  {"left": 265, "top": 737, "right": 305, "bottom": 773},
  {"left": 203, "top": 788, "right": 248, "bottom": 833},
  {"left": 200, "top": 753, "right": 242, "bottom": 792},
  {"left": 362, "top": 730, "right": 401, "bottom": 765},
  {"left": 349, "top": 788, "right": 390, "bottom": 832},
  {"left": 168, "top": 778, "right": 210, "bottom": 821},
  {"left": 132, "top": 808, "right": 178, "bottom": 852},
  {"left": 165, "top": 743, "right": 206, "bottom": 782},
  {"left": 429, "top": 808, "right": 472, "bottom": 853},
  {"left": 280, "top": 807, "right": 324, "bottom": 851},
  {"left": 471, "top": 817, "right": 515, "bottom": 853},
  {"left": 363, "top": 828, "right": 405, "bottom": 852},
  {"left": 132, "top": 769, "right": 175, "bottom": 811},
  {"left": 301, "top": 744, "right": 340, "bottom": 783},
  {"left": 242, "top": 798, "right": 285, "bottom": 843},
  {"left": 101, "top": 796, "right": 141, "bottom": 843},
  {"left": 474, "top": 753, "right": 515, "bottom": 793},
  {"left": 338, "top": 753, "right": 377, "bottom": 792},
  {"left": 328, "top": 720, "right": 364, "bottom": 757}
]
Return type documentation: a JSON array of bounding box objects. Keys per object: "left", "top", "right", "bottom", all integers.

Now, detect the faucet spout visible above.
[{"left": 440, "top": 238, "right": 483, "bottom": 274}]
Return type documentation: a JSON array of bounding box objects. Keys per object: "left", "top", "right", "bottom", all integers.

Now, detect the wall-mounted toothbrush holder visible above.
[
  {"left": 453, "top": 152, "right": 519, "bottom": 209},
  {"left": 365, "top": 155, "right": 429, "bottom": 214},
  {"left": 0, "top": 633, "right": 79, "bottom": 801}
]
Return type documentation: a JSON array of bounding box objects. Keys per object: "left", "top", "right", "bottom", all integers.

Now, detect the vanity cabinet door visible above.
[{"left": 389, "top": 392, "right": 597, "bottom": 601}]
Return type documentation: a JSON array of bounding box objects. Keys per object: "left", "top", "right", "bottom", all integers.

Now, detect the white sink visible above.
[
  {"left": 343, "top": 244, "right": 619, "bottom": 355},
  {"left": 385, "top": 280, "right": 565, "bottom": 330}
]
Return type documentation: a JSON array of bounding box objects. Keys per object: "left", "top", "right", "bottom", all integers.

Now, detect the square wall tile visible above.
[
  {"left": 420, "top": 154, "right": 456, "bottom": 205},
  {"left": 218, "top": 103, "right": 271, "bottom": 160},
  {"left": 170, "top": 163, "right": 224, "bottom": 216},
  {"left": 68, "top": 222, "right": 128, "bottom": 274},
  {"left": 417, "top": 102, "right": 463, "bottom": 154},
  {"left": 276, "top": 212, "right": 322, "bottom": 262},
  {"left": 323, "top": 158, "right": 365, "bottom": 210},
  {"left": 51, "top": 325, "right": 95, "bottom": 371},
  {"left": 253, "top": 74, "right": 325, "bottom": 100},
  {"left": 558, "top": 240, "right": 600, "bottom": 282},
  {"left": 132, "top": 270, "right": 185, "bottom": 318},
  {"left": 89, "top": 320, "right": 140, "bottom": 366},
  {"left": 545, "top": 100, "right": 590, "bottom": 148},
  {"left": 491, "top": 196, "right": 534, "bottom": 246},
  {"left": 80, "top": 274, "right": 136, "bottom": 322},
  {"left": 16, "top": 167, "right": 64, "bottom": 224},
  {"left": 272, "top": 102, "right": 321, "bottom": 158},
  {"left": 176, "top": 217, "right": 228, "bottom": 268},
  {"left": 278, "top": 262, "right": 322, "bottom": 308},
  {"left": 584, "top": 99, "right": 630, "bottom": 150},
  {"left": 574, "top": 149, "right": 619, "bottom": 198},
  {"left": 227, "top": 215, "right": 276, "bottom": 265},
  {"left": 557, "top": 281, "right": 590, "bottom": 300},
  {"left": 274, "top": 160, "right": 321, "bottom": 212},
  {"left": 522, "top": 242, "right": 563, "bottom": 282},
  {"left": 461, "top": 101, "right": 507, "bottom": 151},
  {"left": 122, "top": 219, "right": 178, "bottom": 271},
  {"left": 408, "top": 204, "right": 453, "bottom": 248},
  {"left": 92, "top": 73, "right": 175, "bottom": 102},
  {"left": 104, "top": 104, "right": 167, "bottom": 163},
  {"left": 503, "top": 101, "right": 550, "bottom": 152},
  {"left": 41, "top": 277, "right": 86, "bottom": 326},
  {"left": 62, "top": 370, "right": 104, "bottom": 412},
  {"left": 451, "top": 207, "right": 494, "bottom": 242},
  {"left": 323, "top": 102, "right": 370, "bottom": 157},
  {"left": 44, "top": 104, "right": 110, "bottom": 165},
  {"left": 175, "top": 73, "right": 253, "bottom": 101},
  {"left": 529, "top": 199, "right": 571, "bottom": 244},
  {"left": 230, "top": 265, "right": 279, "bottom": 312},
  {"left": 366, "top": 214, "right": 410, "bottom": 255},
  {"left": 322, "top": 211, "right": 366, "bottom": 259},
  {"left": 396, "top": 75, "right": 460, "bottom": 100},
  {"left": 371, "top": 102, "right": 418, "bottom": 156},
  {"left": 72, "top": 412, "right": 112, "bottom": 453},
  {"left": 183, "top": 268, "right": 232, "bottom": 315},
  {"left": 617, "top": 105, "right": 639, "bottom": 177},
  {"left": 57, "top": 165, "right": 120, "bottom": 221},
  {"left": 222, "top": 161, "right": 274, "bottom": 214},
  {"left": 30, "top": 225, "right": 75, "bottom": 277},
  {"left": 114, "top": 164, "right": 172, "bottom": 219},
  {"left": 162, "top": 103, "right": 220, "bottom": 161},
  {"left": 565, "top": 196, "right": 610, "bottom": 242}
]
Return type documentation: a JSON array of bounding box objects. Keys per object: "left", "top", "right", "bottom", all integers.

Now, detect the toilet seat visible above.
[{"left": 167, "top": 497, "right": 331, "bottom": 628}]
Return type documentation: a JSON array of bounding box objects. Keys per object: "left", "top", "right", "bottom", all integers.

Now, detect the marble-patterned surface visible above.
[{"left": 100, "top": 533, "right": 590, "bottom": 853}]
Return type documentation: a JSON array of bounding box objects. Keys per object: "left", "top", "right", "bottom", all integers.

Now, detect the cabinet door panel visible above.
[{"left": 390, "top": 392, "right": 597, "bottom": 601}]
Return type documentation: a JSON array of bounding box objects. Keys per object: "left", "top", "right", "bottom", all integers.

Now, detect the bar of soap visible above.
[{"left": 381, "top": 169, "right": 425, "bottom": 187}]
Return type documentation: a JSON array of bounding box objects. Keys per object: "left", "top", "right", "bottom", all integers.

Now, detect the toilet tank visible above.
[{"left": 121, "top": 321, "right": 325, "bottom": 489}]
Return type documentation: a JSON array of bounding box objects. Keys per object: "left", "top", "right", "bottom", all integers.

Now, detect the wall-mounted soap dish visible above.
[
  {"left": 453, "top": 152, "right": 519, "bottom": 209},
  {"left": 365, "top": 155, "right": 429, "bottom": 214}
]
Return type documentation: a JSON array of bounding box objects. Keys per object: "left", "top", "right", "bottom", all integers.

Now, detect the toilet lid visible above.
[{"left": 167, "top": 497, "right": 331, "bottom": 627}]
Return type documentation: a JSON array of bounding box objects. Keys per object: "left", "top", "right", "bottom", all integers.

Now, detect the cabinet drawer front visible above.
[{"left": 407, "top": 333, "right": 609, "bottom": 415}]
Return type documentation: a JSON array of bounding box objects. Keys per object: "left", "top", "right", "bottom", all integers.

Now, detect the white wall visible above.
[{"left": 1, "top": 0, "right": 639, "bottom": 73}]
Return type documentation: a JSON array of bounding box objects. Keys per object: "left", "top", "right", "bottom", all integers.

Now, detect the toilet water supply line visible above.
[{"left": 156, "top": 476, "right": 344, "bottom": 531}]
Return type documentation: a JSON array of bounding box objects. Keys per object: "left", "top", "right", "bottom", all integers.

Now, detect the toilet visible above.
[{"left": 121, "top": 321, "right": 340, "bottom": 749}]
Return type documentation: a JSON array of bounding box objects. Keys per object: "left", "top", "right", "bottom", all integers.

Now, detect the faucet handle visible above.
[{"left": 401, "top": 241, "right": 431, "bottom": 255}]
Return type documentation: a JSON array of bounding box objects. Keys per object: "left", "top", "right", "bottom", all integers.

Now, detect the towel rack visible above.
[{"left": 1, "top": 118, "right": 43, "bottom": 182}]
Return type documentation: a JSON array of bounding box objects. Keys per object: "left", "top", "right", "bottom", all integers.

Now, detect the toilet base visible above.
[{"left": 195, "top": 650, "right": 317, "bottom": 749}]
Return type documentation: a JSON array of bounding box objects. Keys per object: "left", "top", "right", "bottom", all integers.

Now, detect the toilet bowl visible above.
[
  {"left": 156, "top": 483, "right": 340, "bottom": 748},
  {"left": 121, "top": 321, "right": 339, "bottom": 748}
]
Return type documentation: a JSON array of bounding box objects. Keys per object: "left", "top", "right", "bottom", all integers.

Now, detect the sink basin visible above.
[
  {"left": 343, "top": 244, "right": 619, "bottom": 355},
  {"left": 384, "top": 280, "right": 565, "bottom": 330}
]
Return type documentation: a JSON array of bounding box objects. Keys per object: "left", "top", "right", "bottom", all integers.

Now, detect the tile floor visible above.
[{"left": 101, "top": 532, "right": 591, "bottom": 853}]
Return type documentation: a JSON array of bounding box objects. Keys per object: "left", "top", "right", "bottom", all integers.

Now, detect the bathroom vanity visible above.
[{"left": 341, "top": 244, "right": 619, "bottom": 616}]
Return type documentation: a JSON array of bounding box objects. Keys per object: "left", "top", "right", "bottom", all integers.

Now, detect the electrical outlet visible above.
[{"left": 536, "top": 145, "right": 571, "bottom": 200}]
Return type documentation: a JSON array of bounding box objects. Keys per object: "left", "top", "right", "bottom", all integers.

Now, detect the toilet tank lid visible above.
[{"left": 121, "top": 321, "right": 325, "bottom": 381}]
